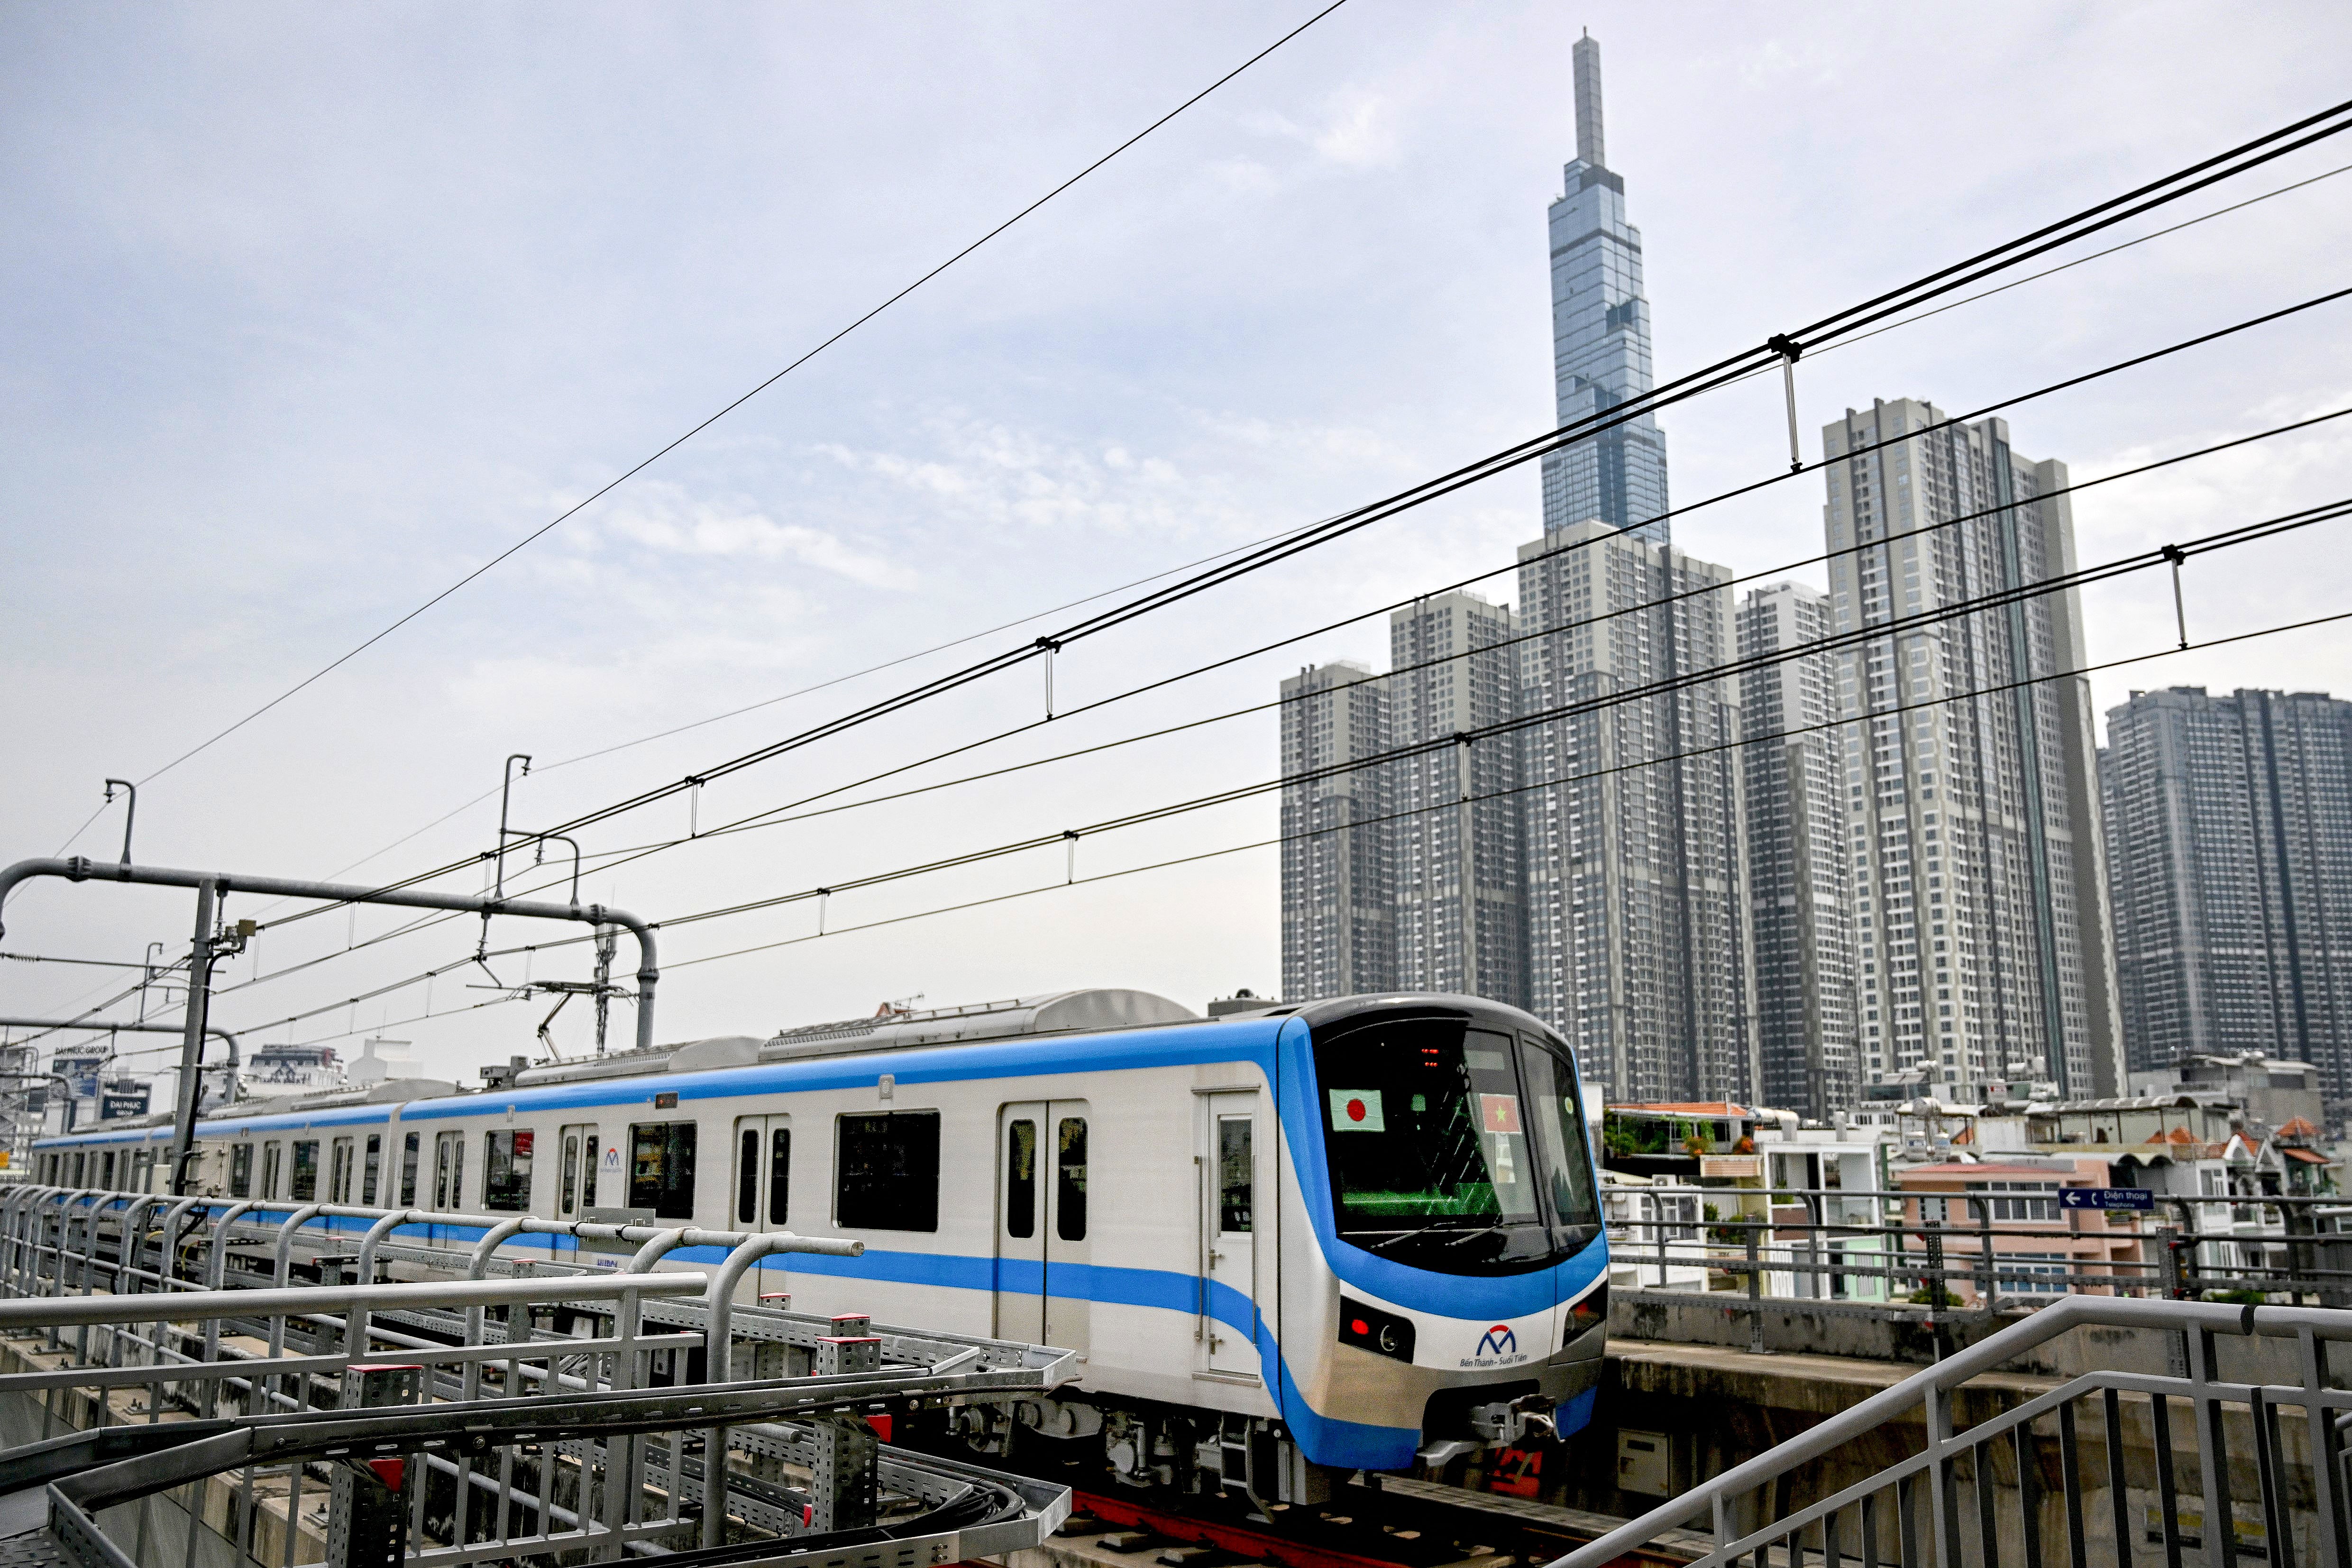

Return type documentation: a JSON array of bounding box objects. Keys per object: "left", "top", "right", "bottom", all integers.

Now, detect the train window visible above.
[
  {"left": 835, "top": 1112, "right": 939, "bottom": 1232},
  {"left": 101, "top": 1152, "right": 117, "bottom": 1190},
  {"left": 262, "top": 1143, "right": 282, "bottom": 1200},
  {"left": 72, "top": 1152, "right": 86, "bottom": 1187},
  {"left": 736, "top": 1129, "right": 759, "bottom": 1226},
  {"left": 290, "top": 1141, "right": 320, "bottom": 1201},
  {"left": 1217, "top": 1118, "right": 1252, "bottom": 1233},
  {"left": 1004, "top": 1120, "right": 1036, "bottom": 1238},
  {"left": 400, "top": 1133, "right": 421, "bottom": 1206},
  {"left": 484, "top": 1130, "right": 534, "bottom": 1212},
  {"left": 1055, "top": 1118, "right": 1087, "bottom": 1242},
  {"left": 434, "top": 1132, "right": 466, "bottom": 1210},
  {"left": 1519, "top": 1038, "right": 1602, "bottom": 1237},
  {"left": 329, "top": 1137, "right": 354, "bottom": 1203},
  {"left": 562, "top": 1134, "right": 582, "bottom": 1216},
  {"left": 629, "top": 1122, "right": 697, "bottom": 1220},
  {"left": 582, "top": 1134, "right": 600, "bottom": 1207},
  {"left": 362, "top": 1135, "right": 382, "bottom": 1206},
  {"left": 1312, "top": 1019, "right": 1539, "bottom": 1234},
  {"left": 768, "top": 1128, "right": 790, "bottom": 1226},
  {"left": 230, "top": 1143, "right": 254, "bottom": 1198}
]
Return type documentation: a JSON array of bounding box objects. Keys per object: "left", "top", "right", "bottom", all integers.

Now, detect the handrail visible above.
[
  {"left": 1550, "top": 1295, "right": 2352, "bottom": 1567},
  {"left": 0, "top": 1271, "right": 706, "bottom": 1330}
]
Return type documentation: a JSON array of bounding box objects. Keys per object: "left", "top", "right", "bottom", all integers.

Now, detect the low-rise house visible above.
[{"left": 1894, "top": 1156, "right": 2150, "bottom": 1307}]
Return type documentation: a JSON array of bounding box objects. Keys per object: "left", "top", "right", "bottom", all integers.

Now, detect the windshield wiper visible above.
[
  {"left": 1439, "top": 1221, "right": 1511, "bottom": 1249},
  {"left": 1352, "top": 1230, "right": 1421, "bottom": 1253}
]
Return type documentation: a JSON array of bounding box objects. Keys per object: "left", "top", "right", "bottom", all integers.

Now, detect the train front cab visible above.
[{"left": 1279, "top": 996, "right": 1608, "bottom": 1473}]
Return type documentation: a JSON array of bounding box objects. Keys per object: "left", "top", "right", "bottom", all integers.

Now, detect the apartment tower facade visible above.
[
  {"left": 1279, "top": 662, "right": 1394, "bottom": 1001},
  {"left": 1738, "top": 583, "right": 1858, "bottom": 1120},
  {"left": 1821, "top": 399, "right": 2123, "bottom": 1102},
  {"left": 2101, "top": 687, "right": 2352, "bottom": 1109},
  {"left": 1516, "top": 521, "right": 1756, "bottom": 1102}
]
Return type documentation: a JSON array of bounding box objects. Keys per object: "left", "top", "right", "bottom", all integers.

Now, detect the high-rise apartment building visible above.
[
  {"left": 2101, "top": 687, "right": 2352, "bottom": 1107},
  {"left": 1389, "top": 593, "right": 1527, "bottom": 1002},
  {"left": 1738, "top": 583, "right": 1858, "bottom": 1120},
  {"left": 1541, "top": 32, "right": 1668, "bottom": 544},
  {"left": 1516, "top": 521, "right": 1755, "bottom": 1102},
  {"left": 1280, "top": 662, "right": 1394, "bottom": 1002},
  {"left": 1821, "top": 400, "right": 2123, "bottom": 1102}
]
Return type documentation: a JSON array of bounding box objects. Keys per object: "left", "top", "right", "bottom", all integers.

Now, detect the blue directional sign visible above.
[{"left": 2059, "top": 1187, "right": 2154, "bottom": 1211}]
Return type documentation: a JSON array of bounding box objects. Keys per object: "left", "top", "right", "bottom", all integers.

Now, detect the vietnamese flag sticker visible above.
[
  {"left": 1479, "top": 1094, "right": 1522, "bottom": 1135},
  {"left": 1328, "top": 1089, "right": 1385, "bottom": 1132}
]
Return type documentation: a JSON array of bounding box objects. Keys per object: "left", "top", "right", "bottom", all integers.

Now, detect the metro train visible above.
[{"left": 29, "top": 989, "right": 1608, "bottom": 1501}]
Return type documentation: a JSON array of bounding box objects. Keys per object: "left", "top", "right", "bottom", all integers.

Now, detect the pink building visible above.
[{"left": 1894, "top": 1158, "right": 2148, "bottom": 1305}]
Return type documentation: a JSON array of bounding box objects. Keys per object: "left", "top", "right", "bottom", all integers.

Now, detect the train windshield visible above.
[{"left": 1314, "top": 1014, "right": 1600, "bottom": 1272}]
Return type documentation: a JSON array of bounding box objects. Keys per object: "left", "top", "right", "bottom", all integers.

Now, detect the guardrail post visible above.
[
  {"left": 1744, "top": 1221, "right": 1764, "bottom": 1354},
  {"left": 1973, "top": 1195, "right": 1995, "bottom": 1314},
  {"left": 326, "top": 1364, "right": 421, "bottom": 1568},
  {"left": 2300, "top": 1326, "right": 2350, "bottom": 1568},
  {"left": 2158, "top": 1227, "right": 2191, "bottom": 1378},
  {"left": 1924, "top": 1223, "right": 1947, "bottom": 1362},
  {"left": 811, "top": 1317, "right": 881, "bottom": 1533}
]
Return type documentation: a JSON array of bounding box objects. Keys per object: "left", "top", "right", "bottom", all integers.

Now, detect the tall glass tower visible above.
[{"left": 1541, "top": 32, "right": 1669, "bottom": 543}]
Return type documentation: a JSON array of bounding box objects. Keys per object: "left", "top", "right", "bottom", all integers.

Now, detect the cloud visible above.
[
  {"left": 588, "top": 484, "right": 916, "bottom": 590},
  {"left": 1244, "top": 85, "right": 1403, "bottom": 171},
  {"left": 815, "top": 414, "right": 1207, "bottom": 537}
]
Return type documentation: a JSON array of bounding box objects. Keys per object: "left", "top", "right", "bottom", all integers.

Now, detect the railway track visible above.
[{"left": 1018, "top": 1476, "right": 1707, "bottom": 1568}]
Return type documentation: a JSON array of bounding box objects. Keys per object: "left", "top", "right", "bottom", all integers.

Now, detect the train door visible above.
[
  {"left": 730, "top": 1115, "right": 791, "bottom": 1229},
  {"left": 1203, "top": 1093, "right": 1258, "bottom": 1375},
  {"left": 994, "top": 1100, "right": 1091, "bottom": 1354},
  {"left": 329, "top": 1137, "right": 355, "bottom": 1203},
  {"left": 557, "top": 1123, "right": 603, "bottom": 1218},
  {"left": 433, "top": 1131, "right": 466, "bottom": 1210}
]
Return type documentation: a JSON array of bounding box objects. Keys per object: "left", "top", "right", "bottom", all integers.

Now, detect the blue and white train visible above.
[{"left": 31, "top": 989, "right": 1608, "bottom": 1497}]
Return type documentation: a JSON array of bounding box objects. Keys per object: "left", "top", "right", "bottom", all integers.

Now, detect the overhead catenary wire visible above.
[
  {"left": 209, "top": 493, "right": 2352, "bottom": 1041},
  {"left": 252, "top": 603, "right": 2352, "bottom": 1049},
  {"left": 73, "top": 107, "right": 2352, "bottom": 1041},
  {"left": 236, "top": 277, "right": 2352, "bottom": 940},
  {"left": 155, "top": 98, "right": 2352, "bottom": 925},
  {"left": 125, "top": 0, "right": 1356, "bottom": 795},
  {"left": 212, "top": 391, "right": 2352, "bottom": 969},
  {"left": 248, "top": 148, "right": 2352, "bottom": 901}
]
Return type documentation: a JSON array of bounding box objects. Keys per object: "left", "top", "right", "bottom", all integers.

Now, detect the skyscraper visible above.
[
  {"left": 2101, "top": 687, "right": 2352, "bottom": 1105},
  {"left": 1821, "top": 400, "right": 2123, "bottom": 1102},
  {"left": 1516, "top": 521, "right": 1755, "bottom": 1102},
  {"left": 1280, "top": 662, "right": 1394, "bottom": 1002},
  {"left": 1389, "top": 593, "right": 1527, "bottom": 1002},
  {"left": 1738, "top": 583, "right": 1858, "bottom": 1120},
  {"left": 1541, "top": 32, "right": 1669, "bottom": 544}
]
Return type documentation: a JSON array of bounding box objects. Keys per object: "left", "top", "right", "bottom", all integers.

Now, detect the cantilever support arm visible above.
[{"left": 0, "top": 857, "right": 659, "bottom": 1053}]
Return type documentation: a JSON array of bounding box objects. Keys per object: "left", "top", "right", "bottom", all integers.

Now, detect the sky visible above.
[{"left": 5, "top": 0, "right": 2352, "bottom": 1090}]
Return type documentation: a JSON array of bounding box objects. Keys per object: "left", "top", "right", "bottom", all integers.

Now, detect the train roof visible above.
[{"left": 32, "top": 988, "right": 1289, "bottom": 1147}]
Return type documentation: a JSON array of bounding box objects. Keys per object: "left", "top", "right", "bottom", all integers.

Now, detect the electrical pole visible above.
[
  {"left": 170, "top": 880, "right": 220, "bottom": 1194},
  {"left": 593, "top": 923, "right": 616, "bottom": 1055}
]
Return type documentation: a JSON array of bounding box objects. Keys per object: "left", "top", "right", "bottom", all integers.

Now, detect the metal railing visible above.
[
  {"left": 0, "top": 1184, "right": 1076, "bottom": 1567},
  {"left": 1553, "top": 1293, "right": 2352, "bottom": 1568},
  {"left": 1606, "top": 1184, "right": 2352, "bottom": 1322}
]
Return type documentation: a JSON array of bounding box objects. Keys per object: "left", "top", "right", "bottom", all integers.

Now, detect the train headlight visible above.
[
  {"left": 1338, "top": 1297, "right": 1415, "bottom": 1363},
  {"left": 1564, "top": 1283, "right": 1608, "bottom": 1346}
]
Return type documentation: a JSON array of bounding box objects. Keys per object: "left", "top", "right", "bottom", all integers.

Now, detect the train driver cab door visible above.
[
  {"left": 994, "top": 1101, "right": 1091, "bottom": 1356},
  {"left": 1202, "top": 1093, "right": 1258, "bottom": 1376}
]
